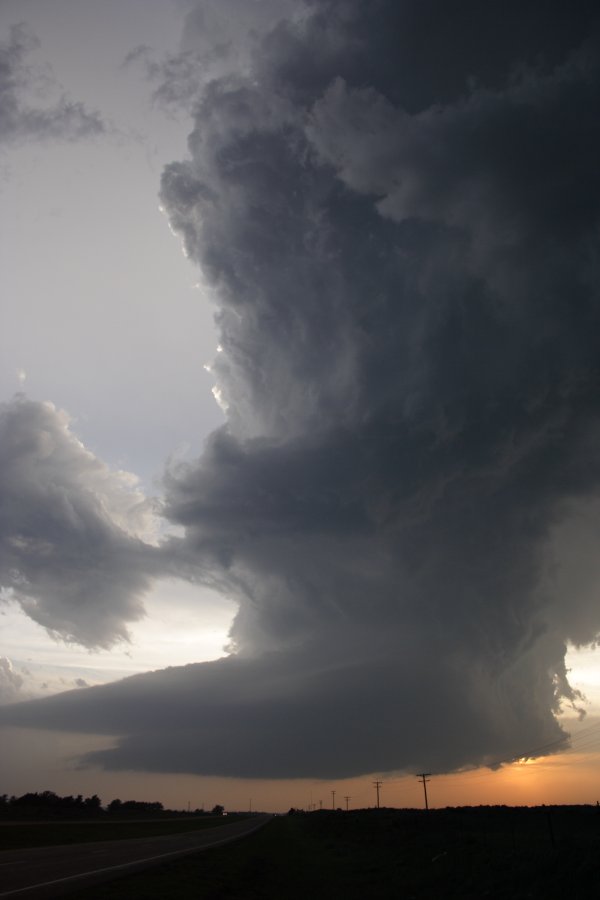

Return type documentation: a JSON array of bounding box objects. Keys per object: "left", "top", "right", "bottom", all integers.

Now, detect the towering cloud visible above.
[{"left": 4, "top": 0, "right": 600, "bottom": 778}]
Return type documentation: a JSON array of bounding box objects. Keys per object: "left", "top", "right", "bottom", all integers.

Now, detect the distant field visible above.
[
  {"left": 0, "top": 815, "right": 243, "bottom": 851},
  {"left": 66, "top": 806, "right": 600, "bottom": 899}
]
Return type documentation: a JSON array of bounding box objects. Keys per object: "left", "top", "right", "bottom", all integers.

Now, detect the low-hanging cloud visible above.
[
  {"left": 4, "top": 0, "right": 600, "bottom": 780},
  {"left": 0, "top": 23, "right": 104, "bottom": 146},
  {"left": 0, "top": 397, "right": 158, "bottom": 647}
]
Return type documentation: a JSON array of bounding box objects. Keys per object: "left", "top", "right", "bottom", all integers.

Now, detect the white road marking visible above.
[{"left": 0, "top": 818, "right": 269, "bottom": 898}]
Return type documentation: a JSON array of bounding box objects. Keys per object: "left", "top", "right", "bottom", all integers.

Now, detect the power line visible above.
[
  {"left": 360, "top": 719, "right": 600, "bottom": 810},
  {"left": 410, "top": 722, "right": 600, "bottom": 788},
  {"left": 331, "top": 790, "right": 336, "bottom": 810},
  {"left": 440, "top": 725, "right": 600, "bottom": 784},
  {"left": 344, "top": 795, "right": 351, "bottom": 811}
]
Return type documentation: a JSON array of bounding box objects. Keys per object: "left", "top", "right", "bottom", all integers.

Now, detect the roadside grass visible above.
[
  {"left": 0, "top": 815, "right": 244, "bottom": 851},
  {"left": 67, "top": 807, "right": 600, "bottom": 900}
]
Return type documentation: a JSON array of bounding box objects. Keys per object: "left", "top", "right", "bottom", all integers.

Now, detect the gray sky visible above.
[
  {"left": 2, "top": 0, "right": 600, "bottom": 809},
  {"left": 0, "top": 0, "right": 223, "bottom": 485},
  {"left": 0, "top": 0, "right": 233, "bottom": 690}
]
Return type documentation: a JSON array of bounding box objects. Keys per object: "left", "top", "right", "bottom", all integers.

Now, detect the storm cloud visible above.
[
  {"left": 0, "top": 397, "right": 158, "bottom": 647},
  {"left": 4, "top": 0, "right": 600, "bottom": 779}
]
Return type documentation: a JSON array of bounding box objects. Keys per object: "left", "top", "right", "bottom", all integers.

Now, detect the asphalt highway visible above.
[{"left": 0, "top": 814, "right": 271, "bottom": 899}]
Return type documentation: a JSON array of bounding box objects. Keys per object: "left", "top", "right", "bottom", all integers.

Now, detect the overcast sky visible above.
[{"left": 2, "top": 0, "right": 600, "bottom": 811}]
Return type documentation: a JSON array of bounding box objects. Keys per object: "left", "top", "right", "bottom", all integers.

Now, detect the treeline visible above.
[
  {"left": 106, "top": 798, "right": 164, "bottom": 813},
  {"left": 0, "top": 791, "right": 222, "bottom": 820},
  {"left": 0, "top": 791, "right": 102, "bottom": 817}
]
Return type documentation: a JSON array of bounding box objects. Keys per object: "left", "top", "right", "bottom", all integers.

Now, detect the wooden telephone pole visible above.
[
  {"left": 416, "top": 773, "right": 431, "bottom": 810},
  {"left": 373, "top": 780, "right": 382, "bottom": 809}
]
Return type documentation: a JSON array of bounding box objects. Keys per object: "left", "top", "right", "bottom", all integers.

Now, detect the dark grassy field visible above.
[
  {"left": 64, "top": 806, "right": 600, "bottom": 899},
  {"left": 0, "top": 814, "right": 243, "bottom": 851}
]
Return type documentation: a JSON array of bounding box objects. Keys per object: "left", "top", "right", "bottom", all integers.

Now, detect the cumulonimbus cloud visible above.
[{"left": 3, "top": 0, "right": 600, "bottom": 779}]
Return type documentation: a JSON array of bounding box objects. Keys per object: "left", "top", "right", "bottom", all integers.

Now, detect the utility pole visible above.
[
  {"left": 373, "top": 780, "right": 382, "bottom": 809},
  {"left": 319, "top": 799, "right": 322, "bottom": 810},
  {"left": 344, "top": 795, "right": 351, "bottom": 811},
  {"left": 416, "top": 773, "right": 431, "bottom": 810},
  {"left": 331, "top": 790, "right": 336, "bottom": 810}
]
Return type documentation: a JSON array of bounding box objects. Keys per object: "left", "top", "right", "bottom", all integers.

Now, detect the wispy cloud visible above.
[{"left": 0, "top": 23, "right": 105, "bottom": 145}]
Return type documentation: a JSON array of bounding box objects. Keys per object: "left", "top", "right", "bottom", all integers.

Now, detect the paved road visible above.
[{"left": 0, "top": 815, "right": 271, "bottom": 899}]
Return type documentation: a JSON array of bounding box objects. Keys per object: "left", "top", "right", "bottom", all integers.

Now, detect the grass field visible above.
[
  {"left": 0, "top": 815, "right": 243, "bottom": 851},
  {"left": 62, "top": 806, "right": 600, "bottom": 899}
]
